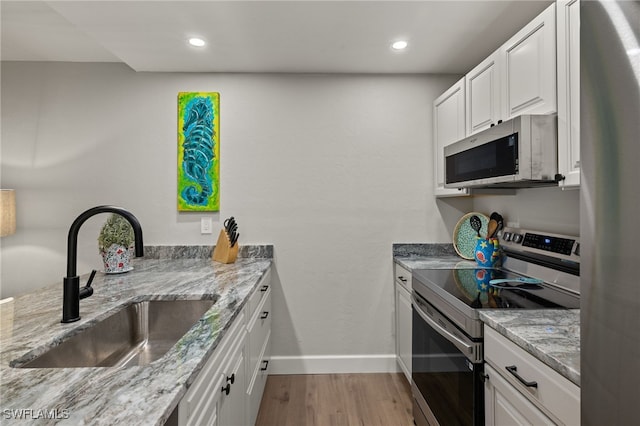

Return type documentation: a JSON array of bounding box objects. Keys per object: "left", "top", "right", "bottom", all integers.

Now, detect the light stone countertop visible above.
[
  {"left": 394, "top": 255, "right": 478, "bottom": 271},
  {"left": 478, "top": 310, "right": 580, "bottom": 386},
  {"left": 0, "top": 251, "right": 272, "bottom": 425},
  {"left": 393, "top": 253, "right": 580, "bottom": 387}
]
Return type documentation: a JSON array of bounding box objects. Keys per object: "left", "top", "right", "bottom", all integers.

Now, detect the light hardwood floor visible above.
[{"left": 255, "top": 373, "right": 414, "bottom": 426}]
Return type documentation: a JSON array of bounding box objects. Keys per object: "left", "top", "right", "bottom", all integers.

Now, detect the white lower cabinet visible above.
[
  {"left": 178, "top": 311, "right": 247, "bottom": 426},
  {"left": 178, "top": 267, "right": 272, "bottom": 426},
  {"left": 245, "top": 277, "right": 272, "bottom": 426},
  {"left": 394, "top": 264, "right": 412, "bottom": 382},
  {"left": 484, "top": 327, "right": 580, "bottom": 426},
  {"left": 219, "top": 344, "right": 246, "bottom": 426},
  {"left": 485, "top": 363, "right": 555, "bottom": 426}
]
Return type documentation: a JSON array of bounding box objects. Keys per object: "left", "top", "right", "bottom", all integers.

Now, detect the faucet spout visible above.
[{"left": 62, "top": 206, "right": 144, "bottom": 323}]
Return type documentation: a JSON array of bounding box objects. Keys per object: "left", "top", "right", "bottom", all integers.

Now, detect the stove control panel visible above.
[{"left": 499, "top": 226, "right": 580, "bottom": 264}]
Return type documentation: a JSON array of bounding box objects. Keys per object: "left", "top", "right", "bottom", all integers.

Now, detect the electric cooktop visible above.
[{"left": 412, "top": 267, "right": 580, "bottom": 311}]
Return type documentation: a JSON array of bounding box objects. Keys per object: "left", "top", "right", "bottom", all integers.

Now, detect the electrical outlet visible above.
[{"left": 200, "top": 217, "right": 213, "bottom": 234}]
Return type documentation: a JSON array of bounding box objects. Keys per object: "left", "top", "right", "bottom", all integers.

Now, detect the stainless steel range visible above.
[{"left": 411, "top": 226, "right": 580, "bottom": 426}]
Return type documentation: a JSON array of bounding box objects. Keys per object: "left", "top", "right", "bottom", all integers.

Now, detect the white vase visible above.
[{"left": 101, "top": 244, "right": 133, "bottom": 274}]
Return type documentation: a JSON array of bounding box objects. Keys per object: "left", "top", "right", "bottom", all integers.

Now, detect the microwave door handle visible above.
[{"left": 411, "top": 295, "right": 475, "bottom": 357}]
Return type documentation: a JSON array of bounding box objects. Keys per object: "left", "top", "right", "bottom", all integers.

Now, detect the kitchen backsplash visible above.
[
  {"left": 392, "top": 243, "right": 457, "bottom": 257},
  {"left": 143, "top": 245, "right": 273, "bottom": 259}
]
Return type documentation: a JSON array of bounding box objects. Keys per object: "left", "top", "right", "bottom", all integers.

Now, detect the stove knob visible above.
[
  {"left": 502, "top": 232, "right": 512, "bottom": 241},
  {"left": 512, "top": 233, "right": 523, "bottom": 243}
]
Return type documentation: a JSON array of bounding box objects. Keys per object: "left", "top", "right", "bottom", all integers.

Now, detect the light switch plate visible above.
[{"left": 200, "top": 217, "right": 213, "bottom": 234}]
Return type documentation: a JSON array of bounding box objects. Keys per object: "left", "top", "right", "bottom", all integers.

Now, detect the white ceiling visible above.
[{"left": 1, "top": 0, "right": 553, "bottom": 74}]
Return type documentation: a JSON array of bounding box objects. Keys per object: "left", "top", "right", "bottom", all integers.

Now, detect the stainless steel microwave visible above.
[{"left": 444, "top": 115, "right": 559, "bottom": 188}]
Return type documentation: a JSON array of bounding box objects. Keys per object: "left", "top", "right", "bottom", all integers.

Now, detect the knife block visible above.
[{"left": 212, "top": 229, "right": 238, "bottom": 264}]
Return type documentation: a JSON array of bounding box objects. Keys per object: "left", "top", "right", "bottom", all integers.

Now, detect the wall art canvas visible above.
[{"left": 177, "top": 92, "right": 220, "bottom": 211}]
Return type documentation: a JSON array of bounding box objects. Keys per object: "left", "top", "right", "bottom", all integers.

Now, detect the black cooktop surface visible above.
[{"left": 413, "top": 268, "right": 580, "bottom": 310}]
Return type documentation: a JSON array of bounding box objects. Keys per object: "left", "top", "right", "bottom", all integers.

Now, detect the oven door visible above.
[{"left": 411, "top": 292, "right": 484, "bottom": 426}]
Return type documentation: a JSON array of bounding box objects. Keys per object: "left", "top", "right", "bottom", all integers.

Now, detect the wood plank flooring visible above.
[{"left": 255, "top": 373, "right": 414, "bottom": 426}]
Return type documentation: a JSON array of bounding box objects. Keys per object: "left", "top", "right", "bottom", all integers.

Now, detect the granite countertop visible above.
[
  {"left": 392, "top": 248, "right": 580, "bottom": 387},
  {"left": 0, "top": 246, "right": 272, "bottom": 425},
  {"left": 393, "top": 242, "right": 478, "bottom": 270},
  {"left": 479, "top": 310, "right": 580, "bottom": 386},
  {"left": 395, "top": 255, "right": 478, "bottom": 271}
]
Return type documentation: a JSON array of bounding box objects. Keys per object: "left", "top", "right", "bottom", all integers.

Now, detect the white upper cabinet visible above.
[
  {"left": 557, "top": 0, "right": 581, "bottom": 188},
  {"left": 502, "top": 2, "right": 557, "bottom": 119},
  {"left": 466, "top": 50, "right": 502, "bottom": 136},
  {"left": 464, "top": 3, "right": 557, "bottom": 137},
  {"left": 433, "top": 77, "right": 470, "bottom": 197}
]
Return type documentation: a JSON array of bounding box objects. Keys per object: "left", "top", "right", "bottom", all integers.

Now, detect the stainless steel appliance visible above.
[
  {"left": 444, "top": 115, "right": 559, "bottom": 188},
  {"left": 411, "top": 226, "right": 580, "bottom": 426},
  {"left": 581, "top": 2, "right": 639, "bottom": 424}
]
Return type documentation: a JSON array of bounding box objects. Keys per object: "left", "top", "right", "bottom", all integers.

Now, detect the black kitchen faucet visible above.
[{"left": 62, "top": 206, "right": 144, "bottom": 323}]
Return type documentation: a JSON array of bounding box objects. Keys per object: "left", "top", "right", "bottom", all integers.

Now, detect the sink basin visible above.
[{"left": 14, "top": 299, "right": 217, "bottom": 368}]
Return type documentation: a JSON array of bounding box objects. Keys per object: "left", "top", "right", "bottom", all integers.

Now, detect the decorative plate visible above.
[{"left": 452, "top": 212, "right": 489, "bottom": 260}]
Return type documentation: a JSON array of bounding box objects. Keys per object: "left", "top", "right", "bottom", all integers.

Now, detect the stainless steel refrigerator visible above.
[{"left": 581, "top": 1, "right": 640, "bottom": 425}]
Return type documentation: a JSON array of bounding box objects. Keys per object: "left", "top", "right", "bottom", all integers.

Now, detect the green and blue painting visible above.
[{"left": 177, "top": 92, "right": 220, "bottom": 211}]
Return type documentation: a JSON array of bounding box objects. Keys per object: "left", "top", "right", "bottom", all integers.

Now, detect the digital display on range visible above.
[{"left": 522, "top": 233, "right": 575, "bottom": 255}]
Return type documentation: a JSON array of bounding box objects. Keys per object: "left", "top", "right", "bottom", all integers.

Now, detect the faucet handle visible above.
[
  {"left": 85, "top": 270, "right": 97, "bottom": 288},
  {"left": 79, "top": 270, "right": 96, "bottom": 300}
]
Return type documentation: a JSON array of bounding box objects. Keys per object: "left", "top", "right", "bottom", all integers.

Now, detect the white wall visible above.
[
  {"left": 1, "top": 62, "right": 465, "bottom": 369},
  {"left": 472, "top": 187, "right": 579, "bottom": 236}
]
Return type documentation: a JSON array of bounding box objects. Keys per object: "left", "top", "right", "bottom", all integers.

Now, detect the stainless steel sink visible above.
[{"left": 14, "top": 299, "right": 216, "bottom": 368}]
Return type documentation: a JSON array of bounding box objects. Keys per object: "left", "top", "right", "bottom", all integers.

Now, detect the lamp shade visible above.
[{"left": 0, "top": 189, "right": 16, "bottom": 237}]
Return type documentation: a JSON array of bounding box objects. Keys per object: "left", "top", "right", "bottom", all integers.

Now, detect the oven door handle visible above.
[{"left": 411, "top": 294, "right": 475, "bottom": 357}]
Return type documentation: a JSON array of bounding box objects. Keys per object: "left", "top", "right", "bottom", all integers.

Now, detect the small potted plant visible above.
[{"left": 98, "top": 214, "right": 134, "bottom": 273}]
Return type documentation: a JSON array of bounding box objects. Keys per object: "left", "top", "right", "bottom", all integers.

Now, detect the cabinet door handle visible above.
[
  {"left": 226, "top": 373, "right": 235, "bottom": 384},
  {"left": 505, "top": 365, "right": 538, "bottom": 388},
  {"left": 260, "top": 360, "right": 269, "bottom": 371},
  {"left": 221, "top": 383, "right": 231, "bottom": 395},
  {"left": 261, "top": 311, "right": 269, "bottom": 319},
  {"left": 261, "top": 285, "right": 269, "bottom": 292}
]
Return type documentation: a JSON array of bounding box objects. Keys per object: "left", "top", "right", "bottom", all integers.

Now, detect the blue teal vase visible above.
[{"left": 474, "top": 237, "right": 501, "bottom": 267}]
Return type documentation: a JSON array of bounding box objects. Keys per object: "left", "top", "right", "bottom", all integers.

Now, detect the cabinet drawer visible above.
[
  {"left": 394, "top": 264, "right": 412, "bottom": 292},
  {"left": 485, "top": 363, "right": 554, "bottom": 426},
  {"left": 247, "top": 287, "right": 271, "bottom": 375},
  {"left": 179, "top": 310, "right": 246, "bottom": 425},
  {"left": 247, "top": 268, "right": 271, "bottom": 319},
  {"left": 484, "top": 327, "right": 580, "bottom": 425},
  {"left": 218, "top": 336, "right": 246, "bottom": 426},
  {"left": 248, "top": 331, "right": 271, "bottom": 426}
]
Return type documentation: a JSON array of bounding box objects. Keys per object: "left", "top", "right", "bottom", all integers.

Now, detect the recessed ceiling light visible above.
[
  {"left": 392, "top": 40, "right": 408, "bottom": 51},
  {"left": 188, "top": 38, "right": 206, "bottom": 47}
]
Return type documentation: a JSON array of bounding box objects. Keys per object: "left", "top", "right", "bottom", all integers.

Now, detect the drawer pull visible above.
[
  {"left": 261, "top": 311, "right": 269, "bottom": 319},
  {"left": 221, "top": 383, "right": 231, "bottom": 395},
  {"left": 397, "top": 276, "right": 407, "bottom": 282},
  {"left": 506, "top": 365, "right": 538, "bottom": 388},
  {"left": 260, "top": 360, "right": 269, "bottom": 371},
  {"left": 226, "top": 373, "right": 235, "bottom": 384},
  {"left": 260, "top": 285, "right": 269, "bottom": 292}
]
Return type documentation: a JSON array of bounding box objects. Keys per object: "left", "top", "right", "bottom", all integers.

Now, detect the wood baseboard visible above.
[{"left": 268, "top": 354, "right": 400, "bottom": 375}]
